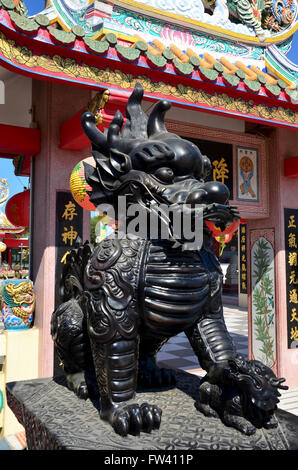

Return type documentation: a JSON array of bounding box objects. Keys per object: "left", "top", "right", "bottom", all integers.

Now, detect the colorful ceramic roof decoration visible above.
[
  {"left": 0, "top": 177, "right": 9, "bottom": 205},
  {"left": 0, "top": 0, "right": 297, "bottom": 127},
  {"left": 0, "top": 209, "right": 25, "bottom": 235}
]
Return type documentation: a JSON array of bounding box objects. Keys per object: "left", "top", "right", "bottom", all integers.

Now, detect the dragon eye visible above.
[{"left": 153, "top": 167, "right": 174, "bottom": 183}]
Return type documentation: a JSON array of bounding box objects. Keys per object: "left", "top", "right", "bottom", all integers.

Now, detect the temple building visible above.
[{"left": 0, "top": 0, "right": 298, "bottom": 437}]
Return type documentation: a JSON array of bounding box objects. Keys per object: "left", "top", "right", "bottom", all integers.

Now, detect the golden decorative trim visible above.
[
  {"left": 0, "top": 30, "right": 296, "bottom": 126},
  {"left": 92, "top": 28, "right": 139, "bottom": 43}
]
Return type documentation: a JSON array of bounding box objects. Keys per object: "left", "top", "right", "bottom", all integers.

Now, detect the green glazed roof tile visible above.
[
  {"left": 116, "top": 44, "right": 141, "bottom": 61},
  {"left": 243, "top": 79, "right": 261, "bottom": 92},
  {"left": 235, "top": 68, "right": 245, "bottom": 80},
  {"left": 189, "top": 55, "right": 200, "bottom": 67},
  {"left": 71, "top": 25, "right": 85, "bottom": 38},
  {"left": 105, "top": 33, "right": 117, "bottom": 46},
  {"left": 257, "top": 74, "right": 267, "bottom": 85},
  {"left": 34, "top": 14, "right": 50, "bottom": 27},
  {"left": 199, "top": 66, "right": 219, "bottom": 81},
  {"left": 222, "top": 73, "right": 240, "bottom": 87},
  {"left": 0, "top": 0, "right": 15, "bottom": 10},
  {"left": 277, "top": 78, "right": 287, "bottom": 90},
  {"left": 48, "top": 26, "right": 75, "bottom": 44},
  {"left": 146, "top": 51, "right": 167, "bottom": 68},
  {"left": 162, "top": 48, "right": 175, "bottom": 61},
  {"left": 213, "top": 61, "right": 224, "bottom": 73},
  {"left": 84, "top": 37, "right": 109, "bottom": 54},
  {"left": 9, "top": 11, "right": 38, "bottom": 33},
  {"left": 285, "top": 88, "right": 298, "bottom": 101},
  {"left": 134, "top": 40, "right": 148, "bottom": 52},
  {"left": 265, "top": 83, "right": 282, "bottom": 96},
  {"left": 173, "top": 59, "right": 194, "bottom": 75}
]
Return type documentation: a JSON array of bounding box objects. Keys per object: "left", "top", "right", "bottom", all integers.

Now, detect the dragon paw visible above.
[
  {"left": 102, "top": 402, "right": 162, "bottom": 437},
  {"left": 223, "top": 413, "right": 257, "bottom": 436}
]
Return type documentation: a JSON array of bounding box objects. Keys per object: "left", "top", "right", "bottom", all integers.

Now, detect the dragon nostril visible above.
[{"left": 186, "top": 190, "right": 207, "bottom": 206}]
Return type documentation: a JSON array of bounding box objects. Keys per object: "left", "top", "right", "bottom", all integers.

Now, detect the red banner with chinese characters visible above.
[
  {"left": 55, "top": 191, "right": 83, "bottom": 309},
  {"left": 284, "top": 208, "right": 298, "bottom": 349}
]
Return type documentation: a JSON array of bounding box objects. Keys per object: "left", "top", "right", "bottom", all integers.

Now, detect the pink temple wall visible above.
[
  {"left": 32, "top": 80, "right": 92, "bottom": 378},
  {"left": 276, "top": 128, "right": 298, "bottom": 386},
  {"left": 247, "top": 127, "right": 298, "bottom": 388}
]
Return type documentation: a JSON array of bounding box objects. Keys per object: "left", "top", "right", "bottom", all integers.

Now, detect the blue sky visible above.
[
  {"left": 25, "top": 0, "right": 45, "bottom": 16},
  {"left": 287, "top": 33, "right": 298, "bottom": 65},
  {"left": 0, "top": 159, "right": 29, "bottom": 211}
]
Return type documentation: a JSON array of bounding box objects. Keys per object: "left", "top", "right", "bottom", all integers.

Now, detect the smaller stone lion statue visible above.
[{"left": 197, "top": 355, "right": 288, "bottom": 435}]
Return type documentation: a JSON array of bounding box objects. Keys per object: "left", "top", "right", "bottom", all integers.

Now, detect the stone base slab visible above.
[{"left": 6, "top": 371, "right": 298, "bottom": 450}]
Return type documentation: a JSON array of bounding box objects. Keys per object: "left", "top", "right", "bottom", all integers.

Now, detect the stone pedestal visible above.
[{"left": 6, "top": 371, "right": 298, "bottom": 451}]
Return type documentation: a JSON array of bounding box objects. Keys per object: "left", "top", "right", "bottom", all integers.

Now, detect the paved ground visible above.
[{"left": 157, "top": 306, "right": 248, "bottom": 372}]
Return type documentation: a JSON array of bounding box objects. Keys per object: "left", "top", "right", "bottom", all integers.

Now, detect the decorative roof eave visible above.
[
  {"left": 0, "top": 5, "right": 297, "bottom": 129},
  {"left": 0, "top": 209, "right": 24, "bottom": 235},
  {"left": 46, "top": 0, "right": 298, "bottom": 46},
  {"left": 265, "top": 45, "right": 298, "bottom": 104},
  {"left": 112, "top": 0, "right": 298, "bottom": 46}
]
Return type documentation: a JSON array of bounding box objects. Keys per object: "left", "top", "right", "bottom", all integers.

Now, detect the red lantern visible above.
[
  {"left": 205, "top": 219, "right": 240, "bottom": 239},
  {"left": 5, "top": 189, "right": 30, "bottom": 228},
  {"left": 205, "top": 219, "right": 240, "bottom": 256}
]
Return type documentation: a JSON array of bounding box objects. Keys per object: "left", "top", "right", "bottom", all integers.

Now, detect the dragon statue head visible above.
[
  {"left": 81, "top": 83, "right": 237, "bottom": 244},
  {"left": 226, "top": 355, "right": 288, "bottom": 427}
]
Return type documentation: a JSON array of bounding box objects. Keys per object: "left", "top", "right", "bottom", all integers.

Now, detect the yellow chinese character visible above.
[
  {"left": 241, "top": 273, "right": 246, "bottom": 281},
  {"left": 289, "top": 288, "right": 298, "bottom": 304},
  {"left": 290, "top": 308, "right": 298, "bottom": 323},
  {"left": 241, "top": 254, "right": 246, "bottom": 262},
  {"left": 241, "top": 245, "right": 246, "bottom": 252},
  {"left": 212, "top": 158, "right": 229, "bottom": 183},
  {"left": 60, "top": 250, "right": 71, "bottom": 264},
  {"left": 241, "top": 226, "right": 246, "bottom": 234},
  {"left": 241, "top": 236, "right": 246, "bottom": 243},
  {"left": 290, "top": 326, "right": 298, "bottom": 341},
  {"left": 288, "top": 252, "right": 298, "bottom": 266},
  {"left": 241, "top": 282, "right": 246, "bottom": 290},
  {"left": 62, "top": 201, "right": 77, "bottom": 221},
  {"left": 289, "top": 270, "right": 298, "bottom": 285},
  {"left": 61, "top": 226, "right": 78, "bottom": 246},
  {"left": 288, "top": 215, "right": 296, "bottom": 228},
  {"left": 288, "top": 233, "right": 297, "bottom": 249},
  {"left": 241, "top": 263, "right": 246, "bottom": 272}
]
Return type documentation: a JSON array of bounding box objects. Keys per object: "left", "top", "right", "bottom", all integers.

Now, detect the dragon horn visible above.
[
  {"left": 107, "top": 110, "right": 124, "bottom": 147},
  {"left": 81, "top": 111, "right": 107, "bottom": 151},
  {"left": 126, "top": 82, "right": 144, "bottom": 119},
  {"left": 147, "top": 99, "right": 171, "bottom": 138},
  {"left": 122, "top": 82, "right": 148, "bottom": 139}
]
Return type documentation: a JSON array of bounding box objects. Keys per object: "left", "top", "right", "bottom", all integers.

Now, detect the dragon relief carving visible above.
[
  {"left": 3, "top": 280, "right": 35, "bottom": 323},
  {"left": 227, "top": 0, "right": 296, "bottom": 38},
  {"left": 51, "top": 83, "right": 287, "bottom": 437}
]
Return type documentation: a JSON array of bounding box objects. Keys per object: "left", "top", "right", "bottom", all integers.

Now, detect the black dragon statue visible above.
[{"left": 51, "top": 83, "right": 287, "bottom": 437}]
